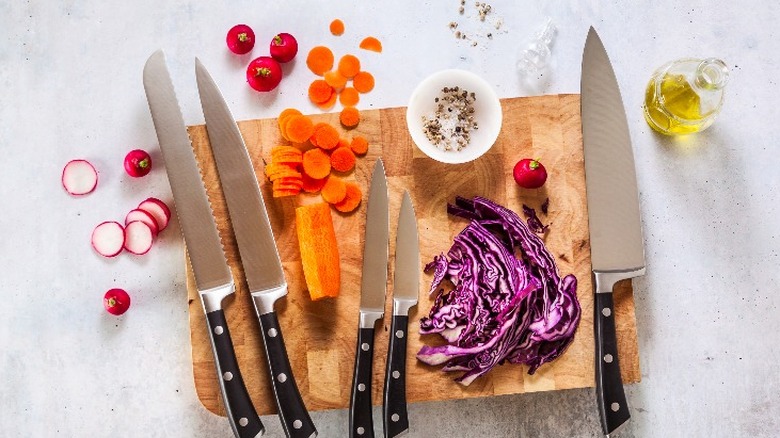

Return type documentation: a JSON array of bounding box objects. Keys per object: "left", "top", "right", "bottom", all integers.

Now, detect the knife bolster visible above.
[
  {"left": 251, "top": 284, "right": 288, "bottom": 315},
  {"left": 359, "top": 310, "right": 384, "bottom": 329},
  {"left": 593, "top": 268, "right": 645, "bottom": 293},
  {"left": 200, "top": 282, "right": 236, "bottom": 313}
]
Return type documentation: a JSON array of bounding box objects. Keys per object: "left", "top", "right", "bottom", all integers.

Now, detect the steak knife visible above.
[
  {"left": 195, "top": 59, "right": 316, "bottom": 438},
  {"left": 382, "top": 191, "right": 419, "bottom": 438},
  {"left": 350, "top": 159, "right": 389, "bottom": 438},
  {"left": 143, "top": 50, "right": 264, "bottom": 438},
  {"left": 581, "top": 28, "right": 647, "bottom": 437}
]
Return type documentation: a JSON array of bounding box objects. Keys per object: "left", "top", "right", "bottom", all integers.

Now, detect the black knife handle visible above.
[
  {"left": 594, "top": 292, "right": 630, "bottom": 436},
  {"left": 258, "top": 311, "right": 317, "bottom": 438},
  {"left": 350, "top": 327, "right": 376, "bottom": 438},
  {"left": 205, "top": 309, "right": 265, "bottom": 438},
  {"left": 382, "top": 315, "right": 409, "bottom": 438}
]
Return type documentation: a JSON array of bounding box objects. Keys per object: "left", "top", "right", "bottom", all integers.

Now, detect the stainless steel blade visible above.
[
  {"left": 143, "top": 50, "right": 233, "bottom": 294},
  {"left": 359, "top": 159, "right": 389, "bottom": 325},
  {"left": 392, "top": 191, "right": 419, "bottom": 316},
  {"left": 194, "top": 59, "right": 285, "bottom": 308},
  {"left": 581, "top": 28, "right": 646, "bottom": 274}
]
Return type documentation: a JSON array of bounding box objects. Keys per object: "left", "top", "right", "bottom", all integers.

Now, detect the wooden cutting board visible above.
[{"left": 185, "top": 94, "right": 640, "bottom": 416}]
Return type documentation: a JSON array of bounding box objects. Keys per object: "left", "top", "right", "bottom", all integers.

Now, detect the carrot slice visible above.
[
  {"left": 339, "top": 87, "right": 360, "bottom": 107},
  {"left": 278, "top": 108, "right": 302, "bottom": 140},
  {"left": 340, "top": 107, "right": 360, "bottom": 128},
  {"left": 316, "top": 91, "right": 338, "bottom": 111},
  {"left": 334, "top": 182, "right": 362, "bottom": 213},
  {"left": 330, "top": 146, "right": 356, "bottom": 173},
  {"left": 308, "top": 79, "right": 333, "bottom": 104},
  {"left": 313, "top": 123, "right": 340, "bottom": 150},
  {"left": 337, "top": 54, "right": 361, "bottom": 78},
  {"left": 338, "top": 138, "right": 351, "bottom": 149},
  {"left": 307, "top": 46, "right": 334, "bottom": 76},
  {"left": 302, "top": 148, "right": 331, "bottom": 179},
  {"left": 301, "top": 173, "right": 326, "bottom": 193},
  {"left": 353, "top": 71, "right": 375, "bottom": 93},
  {"left": 309, "top": 123, "right": 328, "bottom": 147},
  {"left": 359, "top": 36, "right": 382, "bottom": 53},
  {"left": 321, "top": 175, "right": 347, "bottom": 204},
  {"left": 329, "top": 19, "right": 345, "bottom": 36},
  {"left": 273, "top": 189, "right": 300, "bottom": 198},
  {"left": 350, "top": 136, "right": 368, "bottom": 155},
  {"left": 270, "top": 146, "right": 303, "bottom": 163},
  {"left": 274, "top": 176, "right": 304, "bottom": 187},
  {"left": 324, "top": 70, "right": 348, "bottom": 90},
  {"left": 286, "top": 115, "right": 315, "bottom": 143},
  {"left": 295, "top": 202, "right": 340, "bottom": 300}
]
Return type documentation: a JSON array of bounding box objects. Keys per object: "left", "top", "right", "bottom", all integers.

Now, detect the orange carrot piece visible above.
[
  {"left": 302, "top": 148, "right": 331, "bottom": 179},
  {"left": 340, "top": 107, "right": 360, "bottom": 128},
  {"left": 337, "top": 54, "right": 361, "bottom": 78},
  {"left": 316, "top": 90, "right": 338, "bottom": 111},
  {"left": 330, "top": 146, "right": 356, "bottom": 173},
  {"left": 274, "top": 176, "right": 304, "bottom": 187},
  {"left": 307, "top": 46, "right": 334, "bottom": 76},
  {"left": 313, "top": 123, "right": 340, "bottom": 150},
  {"left": 324, "top": 70, "right": 348, "bottom": 90},
  {"left": 271, "top": 146, "right": 303, "bottom": 163},
  {"left": 339, "top": 87, "right": 360, "bottom": 107},
  {"left": 295, "top": 202, "right": 340, "bottom": 300},
  {"left": 338, "top": 138, "right": 351, "bottom": 149},
  {"left": 278, "top": 108, "right": 302, "bottom": 140},
  {"left": 321, "top": 175, "right": 347, "bottom": 204},
  {"left": 359, "top": 36, "right": 382, "bottom": 53},
  {"left": 329, "top": 19, "right": 345, "bottom": 36},
  {"left": 301, "top": 172, "right": 326, "bottom": 193},
  {"left": 333, "top": 182, "right": 362, "bottom": 213},
  {"left": 349, "top": 136, "right": 369, "bottom": 155},
  {"left": 353, "top": 71, "right": 375, "bottom": 93},
  {"left": 273, "top": 189, "right": 300, "bottom": 198},
  {"left": 265, "top": 161, "right": 299, "bottom": 177},
  {"left": 286, "top": 115, "right": 315, "bottom": 143},
  {"left": 309, "top": 123, "right": 328, "bottom": 147},
  {"left": 308, "top": 79, "right": 333, "bottom": 104}
]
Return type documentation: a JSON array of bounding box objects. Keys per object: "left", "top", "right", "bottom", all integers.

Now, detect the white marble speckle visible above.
[{"left": 1, "top": 1, "right": 779, "bottom": 437}]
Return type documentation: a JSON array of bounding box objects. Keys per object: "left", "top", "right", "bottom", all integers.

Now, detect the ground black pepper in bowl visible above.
[{"left": 421, "top": 86, "right": 480, "bottom": 152}]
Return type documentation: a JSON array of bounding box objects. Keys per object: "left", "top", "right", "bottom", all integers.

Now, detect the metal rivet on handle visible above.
[
  {"left": 223, "top": 372, "right": 233, "bottom": 381},
  {"left": 358, "top": 383, "right": 366, "bottom": 392},
  {"left": 391, "top": 413, "right": 400, "bottom": 422},
  {"left": 268, "top": 328, "right": 278, "bottom": 338},
  {"left": 602, "top": 307, "right": 612, "bottom": 317},
  {"left": 395, "top": 330, "right": 404, "bottom": 339},
  {"left": 357, "top": 426, "right": 365, "bottom": 435},
  {"left": 604, "top": 354, "right": 614, "bottom": 363},
  {"left": 214, "top": 326, "right": 224, "bottom": 335},
  {"left": 392, "top": 370, "right": 400, "bottom": 379},
  {"left": 277, "top": 373, "right": 288, "bottom": 383},
  {"left": 611, "top": 402, "right": 620, "bottom": 412},
  {"left": 361, "top": 343, "right": 370, "bottom": 351},
  {"left": 292, "top": 420, "right": 302, "bottom": 429},
  {"left": 238, "top": 417, "right": 248, "bottom": 427}
]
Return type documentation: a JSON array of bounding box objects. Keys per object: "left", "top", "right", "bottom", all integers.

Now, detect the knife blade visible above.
[
  {"left": 195, "top": 58, "right": 316, "bottom": 438},
  {"left": 143, "top": 50, "right": 264, "bottom": 438},
  {"left": 350, "top": 159, "right": 389, "bottom": 438},
  {"left": 382, "top": 191, "right": 419, "bottom": 438},
  {"left": 581, "top": 27, "right": 647, "bottom": 438}
]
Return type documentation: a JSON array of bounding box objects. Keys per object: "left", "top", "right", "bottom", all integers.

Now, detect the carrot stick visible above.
[
  {"left": 306, "top": 46, "right": 335, "bottom": 76},
  {"left": 359, "top": 36, "right": 382, "bottom": 53},
  {"left": 330, "top": 146, "right": 356, "bottom": 173},
  {"left": 321, "top": 175, "right": 347, "bottom": 204},
  {"left": 334, "top": 182, "right": 362, "bottom": 213},
  {"left": 339, "top": 87, "right": 360, "bottom": 107},
  {"left": 337, "top": 54, "right": 361, "bottom": 79},
  {"left": 302, "top": 148, "right": 331, "bottom": 179},
  {"left": 295, "top": 202, "right": 340, "bottom": 300},
  {"left": 340, "top": 107, "right": 360, "bottom": 128},
  {"left": 353, "top": 71, "right": 375, "bottom": 93}
]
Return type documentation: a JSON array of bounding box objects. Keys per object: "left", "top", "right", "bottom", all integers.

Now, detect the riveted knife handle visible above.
[
  {"left": 594, "top": 292, "right": 630, "bottom": 436},
  {"left": 382, "top": 315, "right": 409, "bottom": 438},
  {"left": 258, "top": 311, "right": 317, "bottom": 438},
  {"left": 206, "top": 309, "right": 265, "bottom": 438},
  {"left": 350, "top": 327, "right": 376, "bottom": 438}
]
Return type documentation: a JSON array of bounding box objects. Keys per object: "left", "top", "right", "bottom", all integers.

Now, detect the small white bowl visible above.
[{"left": 406, "top": 69, "right": 502, "bottom": 164}]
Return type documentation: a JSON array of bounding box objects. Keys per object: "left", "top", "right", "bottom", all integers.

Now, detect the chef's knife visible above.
[
  {"left": 195, "top": 59, "right": 316, "bottom": 438},
  {"left": 581, "top": 27, "right": 647, "bottom": 438},
  {"left": 382, "top": 191, "right": 419, "bottom": 438},
  {"left": 350, "top": 159, "right": 389, "bottom": 438},
  {"left": 143, "top": 50, "right": 264, "bottom": 438}
]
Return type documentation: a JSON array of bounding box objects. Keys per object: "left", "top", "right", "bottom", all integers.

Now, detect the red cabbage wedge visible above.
[{"left": 417, "top": 196, "right": 580, "bottom": 386}]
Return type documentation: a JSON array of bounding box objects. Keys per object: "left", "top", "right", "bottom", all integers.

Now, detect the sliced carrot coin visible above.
[
  {"left": 313, "top": 124, "right": 340, "bottom": 150},
  {"left": 359, "top": 36, "right": 382, "bottom": 53},
  {"left": 307, "top": 46, "right": 335, "bottom": 76},
  {"left": 350, "top": 136, "right": 368, "bottom": 155},
  {"left": 330, "top": 146, "right": 356, "bottom": 173},
  {"left": 329, "top": 19, "right": 345, "bottom": 36},
  {"left": 339, "top": 87, "right": 360, "bottom": 107},
  {"left": 353, "top": 71, "right": 375, "bottom": 93},
  {"left": 334, "top": 182, "right": 362, "bottom": 213},
  {"left": 337, "top": 54, "right": 361, "bottom": 78},
  {"left": 308, "top": 79, "right": 333, "bottom": 104},
  {"left": 316, "top": 91, "right": 338, "bottom": 111},
  {"left": 324, "top": 70, "right": 348, "bottom": 90},
  {"left": 340, "top": 107, "right": 360, "bottom": 128},
  {"left": 301, "top": 173, "right": 326, "bottom": 193},
  {"left": 302, "top": 148, "right": 331, "bottom": 179},
  {"left": 321, "top": 175, "right": 347, "bottom": 204},
  {"left": 286, "top": 115, "right": 315, "bottom": 143}
]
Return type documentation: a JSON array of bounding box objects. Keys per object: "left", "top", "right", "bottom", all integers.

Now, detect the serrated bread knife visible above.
[
  {"left": 581, "top": 28, "right": 647, "bottom": 438},
  {"left": 143, "top": 50, "right": 264, "bottom": 438},
  {"left": 195, "top": 58, "right": 316, "bottom": 438}
]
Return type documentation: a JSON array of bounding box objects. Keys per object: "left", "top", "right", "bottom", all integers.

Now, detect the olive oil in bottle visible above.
[{"left": 643, "top": 58, "right": 729, "bottom": 135}]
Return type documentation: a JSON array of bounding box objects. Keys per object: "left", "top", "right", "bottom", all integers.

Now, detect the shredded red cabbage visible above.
[
  {"left": 417, "top": 196, "right": 580, "bottom": 386},
  {"left": 522, "top": 204, "right": 548, "bottom": 234}
]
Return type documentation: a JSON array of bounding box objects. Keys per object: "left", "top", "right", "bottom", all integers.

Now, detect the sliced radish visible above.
[
  {"left": 62, "top": 159, "right": 98, "bottom": 195},
  {"left": 125, "top": 209, "right": 159, "bottom": 235},
  {"left": 138, "top": 198, "right": 171, "bottom": 232},
  {"left": 92, "top": 221, "right": 125, "bottom": 257},
  {"left": 123, "top": 221, "right": 155, "bottom": 255}
]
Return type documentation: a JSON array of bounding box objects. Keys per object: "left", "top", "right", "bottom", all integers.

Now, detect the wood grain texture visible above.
[{"left": 185, "top": 94, "right": 641, "bottom": 416}]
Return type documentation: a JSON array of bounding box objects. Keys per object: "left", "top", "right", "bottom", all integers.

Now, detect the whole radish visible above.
[
  {"left": 124, "top": 149, "right": 153, "bottom": 177},
  {"left": 104, "top": 288, "right": 131, "bottom": 315},
  {"left": 513, "top": 158, "right": 548, "bottom": 189},
  {"left": 246, "top": 56, "right": 282, "bottom": 92}
]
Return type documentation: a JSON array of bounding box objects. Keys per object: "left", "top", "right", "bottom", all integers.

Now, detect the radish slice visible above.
[
  {"left": 138, "top": 198, "right": 171, "bottom": 231},
  {"left": 123, "top": 221, "right": 154, "bottom": 255},
  {"left": 92, "top": 221, "right": 125, "bottom": 257},
  {"left": 125, "top": 209, "right": 159, "bottom": 235},
  {"left": 62, "top": 160, "right": 98, "bottom": 195}
]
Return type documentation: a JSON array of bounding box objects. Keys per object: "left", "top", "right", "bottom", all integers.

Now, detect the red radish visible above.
[
  {"left": 513, "top": 158, "right": 548, "bottom": 189},
  {"left": 269, "top": 33, "right": 298, "bottom": 63},
  {"left": 226, "top": 24, "right": 255, "bottom": 55},
  {"left": 104, "top": 288, "right": 131, "bottom": 316},
  {"left": 92, "top": 221, "right": 125, "bottom": 257},
  {"left": 246, "top": 56, "right": 283, "bottom": 92},
  {"left": 125, "top": 209, "right": 159, "bottom": 235},
  {"left": 137, "top": 197, "right": 171, "bottom": 231},
  {"left": 62, "top": 159, "right": 98, "bottom": 195},
  {"left": 124, "top": 149, "right": 153, "bottom": 177},
  {"left": 123, "top": 221, "right": 155, "bottom": 255}
]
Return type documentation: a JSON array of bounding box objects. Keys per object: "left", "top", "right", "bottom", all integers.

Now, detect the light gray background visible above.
[{"left": 1, "top": 1, "right": 778, "bottom": 437}]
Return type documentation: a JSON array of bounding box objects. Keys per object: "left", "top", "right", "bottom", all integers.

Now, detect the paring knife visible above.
[
  {"left": 195, "top": 59, "right": 316, "bottom": 438},
  {"left": 143, "top": 50, "right": 264, "bottom": 438},
  {"left": 382, "top": 191, "right": 419, "bottom": 438},
  {"left": 581, "top": 27, "right": 647, "bottom": 438},
  {"left": 350, "top": 159, "right": 389, "bottom": 438}
]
